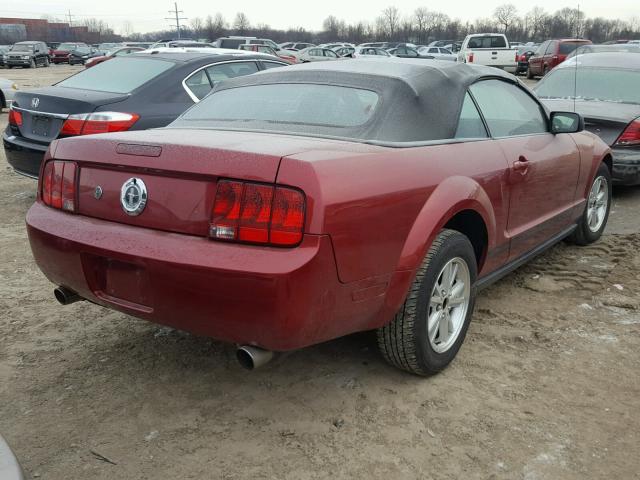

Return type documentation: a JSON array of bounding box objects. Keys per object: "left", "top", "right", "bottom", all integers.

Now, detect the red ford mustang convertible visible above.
[{"left": 26, "top": 59, "right": 612, "bottom": 375}]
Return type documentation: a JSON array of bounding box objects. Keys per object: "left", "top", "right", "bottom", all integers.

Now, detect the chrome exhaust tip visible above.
[
  {"left": 236, "top": 346, "right": 274, "bottom": 370},
  {"left": 54, "top": 286, "right": 83, "bottom": 305}
]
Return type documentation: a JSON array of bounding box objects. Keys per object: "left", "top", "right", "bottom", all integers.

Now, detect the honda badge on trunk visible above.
[{"left": 120, "top": 178, "right": 147, "bottom": 216}]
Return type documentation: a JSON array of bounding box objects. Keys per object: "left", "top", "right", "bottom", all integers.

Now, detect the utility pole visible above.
[
  {"left": 66, "top": 9, "right": 75, "bottom": 26},
  {"left": 165, "top": 2, "right": 187, "bottom": 39}
]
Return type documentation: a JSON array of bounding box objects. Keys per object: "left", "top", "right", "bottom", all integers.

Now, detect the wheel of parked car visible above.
[
  {"left": 44, "top": 57, "right": 50, "bottom": 67},
  {"left": 377, "top": 229, "right": 477, "bottom": 375},
  {"left": 526, "top": 67, "right": 534, "bottom": 79},
  {"left": 29, "top": 58, "right": 36, "bottom": 69},
  {"left": 570, "top": 163, "right": 612, "bottom": 245},
  {"left": 543, "top": 65, "right": 549, "bottom": 76}
]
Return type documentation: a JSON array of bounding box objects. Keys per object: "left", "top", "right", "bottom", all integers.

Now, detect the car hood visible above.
[
  {"left": 52, "top": 49, "right": 73, "bottom": 54},
  {"left": 540, "top": 98, "right": 640, "bottom": 145}
]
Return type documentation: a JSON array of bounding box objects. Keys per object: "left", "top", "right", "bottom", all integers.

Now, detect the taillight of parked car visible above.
[
  {"left": 210, "top": 180, "right": 305, "bottom": 247},
  {"left": 60, "top": 112, "right": 140, "bottom": 136},
  {"left": 468, "top": 53, "right": 474, "bottom": 63},
  {"left": 615, "top": 119, "right": 640, "bottom": 147},
  {"left": 41, "top": 160, "right": 77, "bottom": 213},
  {"left": 8, "top": 108, "right": 23, "bottom": 127}
]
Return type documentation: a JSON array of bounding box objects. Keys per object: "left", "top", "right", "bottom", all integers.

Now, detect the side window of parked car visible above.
[
  {"left": 469, "top": 80, "right": 548, "bottom": 137},
  {"left": 545, "top": 41, "right": 558, "bottom": 55},
  {"left": 262, "top": 61, "right": 286, "bottom": 70},
  {"left": 534, "top": 41, "right": 548, "bottom": 55},
  {"left": 206, "top": 62, "right": 259, "bottom": 86},
  {"left": 324, "top": 49, "right": 338, "bottom": 58},
  {"left": 184, "top": 69, "right": 213, "bottom": 101},
  {"left": 455, "top": 93, "right": 488, "bottom": 139}
]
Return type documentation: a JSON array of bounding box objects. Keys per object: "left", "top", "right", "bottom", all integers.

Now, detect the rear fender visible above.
[{"left": 373, "top": 176, "right": 495, "bottom": 328}]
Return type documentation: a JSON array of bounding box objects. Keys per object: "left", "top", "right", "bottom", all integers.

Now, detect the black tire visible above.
[
  {"left": 543, "top": 65, "right": 549, "bottom": 76},
  {"left": 570, "top": 163, "right": 612, "bottom": 245},
  {"left": 377, "top": 229, "right": 478, "bottom": 376},
  {"left": 44, "top": 57, "right": 50, "bottom": 67},
  {"left": 30, "top": 58, "right": 36, "bottom": 68},
  {"left": 526, "top": 66, "right": 534, "bottom": 79}
]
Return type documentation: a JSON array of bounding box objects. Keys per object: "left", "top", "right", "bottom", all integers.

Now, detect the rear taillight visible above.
[
  {"left": 468, "top": 53, "right": 474, "bottom": 63},
  {"left": 8, "top": 108, "right": 23, "bottom": 127},
  {"left": 615, "top": 119, "right": 640, "bottom": 147},
  {"left": 41, "top": 160, "right": 77, "bottom": 213},
  {"left": 60, "top": 112, "right": 139, "bottom": 136},
  {"left": 210, "top": 180, "right": 305, "bottom": 247}
]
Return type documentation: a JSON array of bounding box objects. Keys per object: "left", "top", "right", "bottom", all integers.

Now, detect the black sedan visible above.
[
  {"left": 387, "top": 46, "right": 434, "bottom": 59},
  {"left": 535, "top": 52, "right": 640, "bottom": 185},
  {"left": 4, "top": 51, "right": 288, "bottom": 178},
  {"left": 68, "top": 46, "right": 101, "bottom": 65}
]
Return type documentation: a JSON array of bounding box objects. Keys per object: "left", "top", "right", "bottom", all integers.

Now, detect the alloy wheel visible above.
[{"left": 427, "top": 257, "right": 471, "bottom": 353}]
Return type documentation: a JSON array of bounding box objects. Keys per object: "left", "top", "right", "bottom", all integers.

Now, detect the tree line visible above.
[{"left": 84, "top": 5, "right": 640, "bottom": 45}]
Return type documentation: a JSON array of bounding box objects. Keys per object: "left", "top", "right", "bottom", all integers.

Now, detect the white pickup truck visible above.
[{"left": 458, "top": 33, "right": 517, "bottom": 73}]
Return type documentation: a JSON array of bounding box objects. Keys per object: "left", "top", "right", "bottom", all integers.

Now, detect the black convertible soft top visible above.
[{"left": 171, "top": 57, "right": 517, "bottom": 143}]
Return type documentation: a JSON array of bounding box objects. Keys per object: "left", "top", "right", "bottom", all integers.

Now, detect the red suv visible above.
[{"left": 527, "top": 39, "right": 592, "bottom": 78}]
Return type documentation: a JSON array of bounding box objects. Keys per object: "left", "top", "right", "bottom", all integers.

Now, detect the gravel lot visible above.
[{"left": 1, "top": 64, "right": 639, "bottom": 480}]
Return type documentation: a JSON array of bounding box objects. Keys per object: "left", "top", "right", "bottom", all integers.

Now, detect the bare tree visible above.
[
  {"left": 494, "top": 4, "right": 518, "bottom": 33},
  {"left": 525, "top": 7, "right": 547, "bottom": 40},
  {"left": 190, "top": 17, "right": 204, "bottom": 38},
  {"left": 233, "top": 12, "right": 250, "bottom": 35},
  {"left": 381, "top": 6, "right": 400, "bottom": 39}
]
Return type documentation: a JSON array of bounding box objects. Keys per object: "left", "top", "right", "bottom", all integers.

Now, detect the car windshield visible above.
[
  {"left": 73, "top": 47, "right": 92, "bottom": 54},
  {"left": 56, "top": 57, "right": 173, "bottom": 94},
  {"left": 179, "top": 84, "right": 379, "bottom": 129},
  {"left": 58, "top": 43, "right": 79, "bottom": 50},
  {"left": 535, "top": 67, "right": 640, "bottom": 104},
  {"left": 11, "top": 44, "right": 34, "bottom": 51}
]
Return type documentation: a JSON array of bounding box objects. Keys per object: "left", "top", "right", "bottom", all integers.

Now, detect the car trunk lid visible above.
[
  {"left": 541, "top": 98, "right": 640, "bottom": 145},
  {"left": 11, "top": 87, "right": 129, "bottom": 143},
  {"left": 53, "top": 129, "right": 371, "bottom": 237}
]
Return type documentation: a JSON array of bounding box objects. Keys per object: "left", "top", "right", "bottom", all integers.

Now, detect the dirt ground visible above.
[{"left": 1, "top": 65, "right": 639, "bottom": 480}]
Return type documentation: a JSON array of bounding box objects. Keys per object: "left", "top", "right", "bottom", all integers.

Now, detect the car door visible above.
[
  {"left": 542, "top": 41, "right": 558, "bottom": 73},
  {"left": 469, "top": 79, "right": 582, "bottom": 261},
  {"left": 528, "top": 41, "right": 547, "bottom": 75}
]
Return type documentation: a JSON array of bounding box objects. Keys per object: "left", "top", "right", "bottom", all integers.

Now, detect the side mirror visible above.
[{"left": 550, "top": 111, "right": 584, "bottom": 134}]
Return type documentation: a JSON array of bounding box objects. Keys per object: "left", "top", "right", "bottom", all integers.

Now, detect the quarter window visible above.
[
  {"left": 455, "top": 93, "right": 488, "bottom": 139},
  {"left": 469, "top": 80, "right": 548, "bottom": 137},
  {"left": 184, "top": 70, "right": 212, "bottom": 101},
  {"left": 205, "top": 62, "right": 259, "bottom": 86}
]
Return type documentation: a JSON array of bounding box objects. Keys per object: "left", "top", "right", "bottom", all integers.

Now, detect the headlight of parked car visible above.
[{"left": 22, "top": 55, "right": 30, "bottom": 59}]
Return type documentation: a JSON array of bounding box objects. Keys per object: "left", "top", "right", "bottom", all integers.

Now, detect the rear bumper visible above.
[
  {"left": 611, "top": 148, "right": 640, "bottom": 186},
  {"left": 26, "top": 202, "right": 393, "bottom": 351},
  {"left": 3, "top": 130, "right": 47, "bottom": 178},
  {"left": 52, "top": 56, "right": 69, "bottom": 63}
]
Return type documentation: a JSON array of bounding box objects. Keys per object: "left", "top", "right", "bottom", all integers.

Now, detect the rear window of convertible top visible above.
[
  {"left": 56, "top": 57, "right": 173, "bottom": 94},
  {"left": 180, "top": 84, "right": 380, "bottom": 129}
]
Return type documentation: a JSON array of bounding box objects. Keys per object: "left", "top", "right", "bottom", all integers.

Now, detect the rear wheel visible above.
[
  {"left": 377, "top": 229, "right": 477, "bottom": 376},
  {"left": 570, "top": 163, "right": 611, "bottom": 245},
  {"left": 29, "top": 58, "right": 36, "bottom": 68},
  {"left": 526, "top": 66, "right": 534, "bottom": 79},
  {"left": 44, "top": 57, "right": 50, "bottom": 67}
]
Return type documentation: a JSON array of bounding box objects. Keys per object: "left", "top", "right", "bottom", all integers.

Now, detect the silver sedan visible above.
[{"left": 0, "top": 78, "right": 19, "bottom": 108}]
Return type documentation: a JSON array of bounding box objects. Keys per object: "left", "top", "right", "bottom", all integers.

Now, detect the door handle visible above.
[{"left": 512, "top": 156, "right": 529, "bottom": 174}]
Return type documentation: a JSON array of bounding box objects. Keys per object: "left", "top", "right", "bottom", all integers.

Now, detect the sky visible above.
[{"left": 2, "top": 0, "right": 638, "bottom": 34}]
